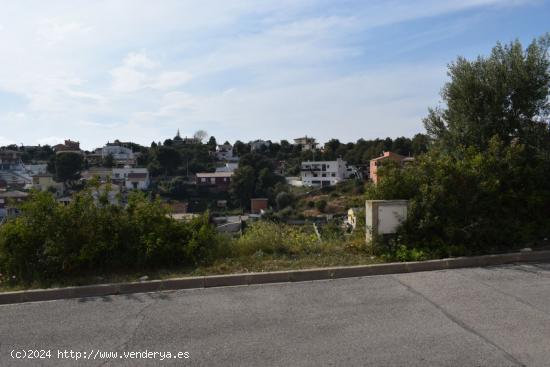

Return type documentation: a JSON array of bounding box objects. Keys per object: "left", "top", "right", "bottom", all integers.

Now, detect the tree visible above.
[
  {"left": 54, "top": 152, "right": 83, "bottom": 184},
  {"left": 368, "top": 35, "right": 550, "bottom": 259},
  {"left": 193, "top": 130, "right": 208, "bottom": 143},
  {"left": 275, "top": 191, "right": 292, "bottom": 210},
  {"left": 411, "top": 133, "right": 430, "bottom": 155},
  {"left": 230, "top": 151, "right": 285, "bottom": 207},
  {"left": 155, "top": 146, "right": 182, "bottom": 175},
  {"left": 424, "top": 35, "right": 550, "bottom": 153},
  {"left": 103, "top": 153, "right": 114, "bottom": 168},
  {"left": 207, "top": 136, "right": 217, "bottom": 150},
  {"left": 230, "top": 166, "right": 256, "bottom": 207},
  {"left": 233, "top": 140, "right": 250, "bottom": 156}
]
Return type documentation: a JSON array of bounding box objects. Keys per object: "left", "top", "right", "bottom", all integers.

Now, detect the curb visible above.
[{"left": 2, "top": 250, "right": 550, "bottom": 305}]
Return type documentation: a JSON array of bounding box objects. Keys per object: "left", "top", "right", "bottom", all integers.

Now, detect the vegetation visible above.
[
  {"left": 0, "top": 191, "right": 219, "bottom": 284},
  {"left": 50, "top": 152, "right": 84, "bottom": 184},
  {"left": 230, "top": 152, "right": 285, "bottom": 207},
  {"left": 369, "top": 35, "right": 550, "bottom": 260},
  {"left": 2, "top": 35, "right": 549, "bottom": 288}
]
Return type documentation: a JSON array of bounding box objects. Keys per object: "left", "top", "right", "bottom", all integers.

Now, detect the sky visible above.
[{"left": 0, "top": 0, "right": 548, "bottom": 150}]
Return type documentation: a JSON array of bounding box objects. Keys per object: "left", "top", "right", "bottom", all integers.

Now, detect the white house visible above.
[
  {"left": 300, "top": 158, "right": 352, "bottom": 187},
  {"left": 0, "top": 150, "right": 32, "bottom": 187},
  {"left": 294, "top": 136, "right": 318, "bottom": 151},
  {"left": 112, "top": 167, "right": 150, "bottom": 190},
  {"left": 215, "top": 144, "right": 236, "bottom": 161},
  {"left": 24, "top": 164, "right": 48, "bottom": 176},
  {"left": 100, "top": 143, "right": 137, "bottom": 166},
  {"left": 101, "top": 144, "right": 134, "bottom": 160}
]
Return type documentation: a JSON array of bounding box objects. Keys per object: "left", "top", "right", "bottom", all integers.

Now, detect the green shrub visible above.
[
  {"left": 0, "top": 190, "right": 222, "bottom": 284},
  {"left": 232, "top": 222, "right": 319, "bottom": 256},
  {"left": 315, "top": 199, "right": 327, "bottom": 212}
]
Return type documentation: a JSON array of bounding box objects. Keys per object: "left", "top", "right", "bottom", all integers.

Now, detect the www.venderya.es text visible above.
[{"left": 10, "top": 349, "right": 190, "bottom": 361}]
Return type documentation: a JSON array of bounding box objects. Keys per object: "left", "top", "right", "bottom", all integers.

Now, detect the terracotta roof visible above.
[{"left": 370, "top": 152, "right": 406, "bottom": 162}]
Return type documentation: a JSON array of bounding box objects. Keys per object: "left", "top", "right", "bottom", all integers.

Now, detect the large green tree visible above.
[
  {"left": 424, "top": 35, "right": 550, "bottom": 153},
  {"left": 54, "top": 152, "right": 83, "bottom": 184},
  {"left": 230, "top": 152, "right": 284, "bottom": 207},
  {"left": 369, "top": 35, "right": 550, "bottom": 259},
  {"left": 155, "top": 146, "right": 182, "bottom": 176}
]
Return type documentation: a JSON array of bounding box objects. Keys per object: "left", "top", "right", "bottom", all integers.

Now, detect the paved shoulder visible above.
[{"left": 1, "top": 264, "right": 549, "bottom": 366}]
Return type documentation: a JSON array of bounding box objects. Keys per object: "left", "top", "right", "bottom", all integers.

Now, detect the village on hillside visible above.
[{"left": 0, "top": 131, "right": 428, "bottom": 234}]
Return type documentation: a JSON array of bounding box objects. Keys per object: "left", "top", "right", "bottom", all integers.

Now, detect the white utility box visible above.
[{"left": 365, "top": 200, "right": 408, "bottom": 242}]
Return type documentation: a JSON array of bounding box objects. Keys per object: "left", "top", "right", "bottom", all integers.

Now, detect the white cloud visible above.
[
  {"left": 36, "top": 19, "right": 93, "bottom": 46},
  {"left": 122, "top": 52, "right": 157, "bottom": 69},
  {"left": 0, "top": 0, "right": 537, "bottom": 149},
  {"left": 110, "top": 52, "right": 192, "bottom": 93},
  {"left": 151, "top": 71, "right": 193, "bottom": 90}
]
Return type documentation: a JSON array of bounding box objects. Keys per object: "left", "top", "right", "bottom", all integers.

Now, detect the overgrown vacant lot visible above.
[{"left": 0, "top": 191, "right": 372, "bottom": 292}]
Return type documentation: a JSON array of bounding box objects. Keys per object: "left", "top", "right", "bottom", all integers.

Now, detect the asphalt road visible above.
[{"left": 2, "top": 263, "right": 550, "bottom": 367}]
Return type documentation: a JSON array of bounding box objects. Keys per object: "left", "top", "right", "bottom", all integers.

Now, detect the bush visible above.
[
  {"left": 315, "top": 199, "right": 327, "bottom": 212},
  {"left": 0, "top": 190, "right": 221, "bottom": 284},
  {"left": 275, "top": 191, "right": 292, "bottom": 210},
  {"left": 232, "top": 222, "right": 319, "bottom": 256},
  {"left": 369, "top": 138, "right": 550, "bottom": 258}
]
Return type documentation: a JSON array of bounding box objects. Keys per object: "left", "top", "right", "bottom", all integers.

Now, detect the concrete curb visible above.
[{"left": 2, "top": 250, "right": 550, "bottom": 305}]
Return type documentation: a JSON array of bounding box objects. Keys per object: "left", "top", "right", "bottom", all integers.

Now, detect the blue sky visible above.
[{"left": 0, "top": 0, "right": 548, "bottom": 150}]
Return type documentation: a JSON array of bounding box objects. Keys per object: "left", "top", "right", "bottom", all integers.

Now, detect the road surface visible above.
[{"left": 2, "top": 263, "right": 550, "bottom": 366}]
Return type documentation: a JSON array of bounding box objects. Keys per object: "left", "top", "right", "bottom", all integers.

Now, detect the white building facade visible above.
[
  {"left": 112, "top": 167, "right": 150, "bottom": 190},
  {"left": 102, "top": 145, "right": 134, "bottom": 159},
  {"left": 300, "top": 158, "right": 351, "bottom": 187},
  {"left": 215, "top": 144, "right": 236, "bottom": 161}
]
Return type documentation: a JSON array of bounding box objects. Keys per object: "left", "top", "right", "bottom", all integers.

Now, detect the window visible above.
[
  {"left": 322, "top": 173, "right": 326, "bottom": 177},
  {"left": 331, "top": 173, "right": 336, "bottom": 177},
  {"left": 201, "top": 178, "right": 206, "bottom": 183}
]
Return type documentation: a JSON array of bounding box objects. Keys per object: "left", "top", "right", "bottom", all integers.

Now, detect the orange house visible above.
[{"left": 369, "top": 151, "right": 413, "bottom": 184}]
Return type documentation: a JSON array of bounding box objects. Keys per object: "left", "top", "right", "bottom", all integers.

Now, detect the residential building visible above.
[
  {"left": 0, "top": 150, "right": 32, "bottom": 188},
  {"left": 196, "top": 172, "right": 233, "bottom": 191},
  {"left": 300, "top": 158, "right": 351, "bottom": 187},
  {"left": 294, "top": 136, "right": 318, "bottom": 151},
  {"left": 101, "top": 143, "right": 136, "bottom": 166},
  {"left": 0, "top": 190, "right": 29, "bottom": 221},
  {"left": 24, "top": 164, "right": 48, "bottom": 176},
  {"left": 215, "top": 143, "right": 236, "bottom": 161},
  {"left": 126, "top": 172, "right": 149, "bottom": 190},
  {"left": 112, "top": 167, "right": 150, "bottom": 190},
  {"left": 0, "top": 150, "right": 23, "bottom": 171},
  {"left": 53, "top": 140, "right": 80, "bottom": 152},
  {"left": 369, "top": 151, "right": 414, "bottom": 184},
  {"left": 82, "top": 167, "right": 113, "bottom": 182},
  {"left": 32, "top": 174, "right": 64, "bottom": 196}
]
